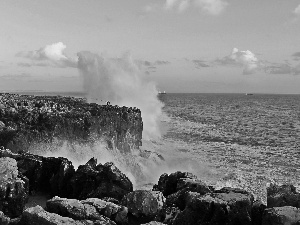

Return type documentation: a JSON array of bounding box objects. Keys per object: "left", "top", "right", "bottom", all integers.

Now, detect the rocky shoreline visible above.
[{"left": 0, "top": 93, "right": 300, "bottom": 225}]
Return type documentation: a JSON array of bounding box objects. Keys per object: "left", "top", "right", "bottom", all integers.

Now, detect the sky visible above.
[{"left": 1, "top": 0, "right": 300, "bottom": 94}]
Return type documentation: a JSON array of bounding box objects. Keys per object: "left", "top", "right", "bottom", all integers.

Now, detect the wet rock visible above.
[
  {"left": 82, "top": 198, "right": 128, "bottom": 225},
  {"left": 70, "top": 159, "right": 133, "bottom": 201},
  {"left": 166, "top": 178, "right": 212, "bottom": 210},
  {"left": 0, "top": 157, "right": 28, "bottom": 218},
  {"left": 262, "top": 206, "right": 300, "bottom": 225},
  {"left": 0, "top": 211, "right": 10, "bottom": 225},
  {"left": 252, "top": 200, "right": 267, "bottom": 225},
  {"left": 20, "top": 205, "right": 106, "bottom": 225},
  {"left": 121, "top": 190, "right": 165, "bottom": 221},
  {"left": 267, "top": 183, "right": 300, "bottom": 208},
  {"left": 153, "top": 172, "right": 197, "bottom": 196},
  {"left": 173, "top": 188, "right": 254, "bottom": 225}
]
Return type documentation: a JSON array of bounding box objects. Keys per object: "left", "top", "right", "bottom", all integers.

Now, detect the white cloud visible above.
[
  {"left": 294, "top": 4, "right": 300, "bottom": 15},
  {"left": 163, "top": 0, "right": 227, "bottom": 15},
  {"left": 16, "top": 42, "right": 77, "bottom": 68},
  {"left": 216, "top": 48, "right": 261, "bottom": 74}
]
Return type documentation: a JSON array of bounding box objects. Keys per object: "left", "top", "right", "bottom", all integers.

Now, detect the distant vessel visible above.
[
  {"left": 158, "top": 91, "right": 167, "bottom": 95},
  {"left": 245, "top": 93, "right": 253, "bottom": 96}
]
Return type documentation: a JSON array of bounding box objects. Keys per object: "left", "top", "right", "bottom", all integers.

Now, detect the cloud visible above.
[
  {"left": 155, "top": 60, "right": 170, "bottom": 65},
  {"left": 191, "top": 59, "right": 210, "bottom": 68},
  {"left": 292, "top": 52, "right": 300, "bottom": 61},
  {"left": 0, "top": 73, "right": 32, "bottom": 80},
  {"left": 294, "top": 4, "right": 300, "bottom": 15},
  {"left": 164, "top": 0, "right": 228, "bottom": 15},
  {"left": 16, "top": 42, "right": 77, "bottom": 68},
  {"left": 216, "top": 48, "right": 261, "bottom": 74}
]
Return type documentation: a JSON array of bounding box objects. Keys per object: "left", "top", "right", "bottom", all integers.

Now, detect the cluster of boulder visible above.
[
  {"left": 1, "top": 147, "right": 300, "bottom": 225},
  {"left": 0, "top": 93, "right": 142, "bottom": 153}
]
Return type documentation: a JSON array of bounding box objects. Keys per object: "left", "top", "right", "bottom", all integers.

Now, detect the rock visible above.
[
  {"left": 0, "top": 157, "right": 28, "bottom": 218},
  {"left": 173, "top": 188, "right": 254, "bottom": 225},
  {"left": 153, "top": 172, "right": 197, "bottom": 196},
  {"left": 122, "top": 190, "right": 165, "bottom": 221},
  {"left": 0, "top": 211, "right": 10, "bottom": 225},
  {"left": 82, "top": 198, "right": 128, "bottom": 225},
  {"left": 20, "top": 205, "right": 114, "bottom": 225},
  {"left": 70, "top": 159, "right": 133, "bottom": 201},
  {"left": 262, "top": 206, "right": 300, "bottom": 225},
  {"left": 0, "top": 121, "right": 5, "bottom": 131},
  {"left": 252, "top": 200, "right": 267, "bottom": 225},
  {"left": 46, "top": 196, "right": 127, "bottom": 225},
  {"left": 267, "top": 183, "right": 300, "bottom": 208},
  {"left": 166, "top": 178, "right": 212, "bottom": 210},
  {"left": 163, "top": 207, "right": 180, "bottom": 225}
]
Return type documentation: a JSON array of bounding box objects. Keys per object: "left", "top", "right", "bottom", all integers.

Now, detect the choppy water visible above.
[
  {"left": 16, "top": 92, "right": 300, "bottom": 203},
  {"left": 150, "top": 93, "right": 300, "bottom": 202}
]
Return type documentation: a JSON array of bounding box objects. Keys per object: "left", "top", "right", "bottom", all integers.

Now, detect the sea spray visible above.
[{"left": 77, "top": 51, "right": 163, "bottom": 140}]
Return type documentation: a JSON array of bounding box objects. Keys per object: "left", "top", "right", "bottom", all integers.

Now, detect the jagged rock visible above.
[
  {"left": 70, "top": 158, "right": 133, "bottom": 201},
  {"left": 122, "top": 190, "right": 165, "bottom": 221},
  {"left": 163, "top": 207, "right": 180, "bottom": 225},
  {"left": 173, "top": 188, "right": 254, "bottom": 225},
  {"left": 0, "top": 121, "right": 5, "bottom": 131},
  {"left": 0, "top": 157, "right": 28, "bottom": 218},
  {"left": 153, "top": 172, "right": 197, "bottom": 196},
  {"left": 267, "top": 184, "right": 300, "bottom": 208},
  {"left": 20, "top": 205, "right": 115, "bottom": 225},
  {"left": 252, "top": 200, "right": 267, "bottom": 225},
  {"left": 262, "top": 206, "right": 300, "bottom": 225},
  {"left": 0, "top": 211, "right": 10, "bottom": 225},
  {"left": 82, "top": 198, "right": 128, "bottom": 225},
  {"left": 166, "top": 178, "right": 212, "bottom": 210}
]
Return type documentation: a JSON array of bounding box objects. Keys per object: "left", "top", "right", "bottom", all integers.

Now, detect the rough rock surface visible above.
[
  {"left": 153, "top": 172, "right": 197, "bottom": 196},
  {"left": 252, "top": 200, "right": 267, "bottom": 225},
  {"left": 70, "top": 158, "right": 133, "bottom": 200},
  {"left": 141, "top": 222, "right": 166, "bottom": 225},
  {"left": 267, "top": 183, "right": 300, "bottom": 208},
  {"left": 0, "top": 93, "right": 142, "bottom": 153},
  {"left": 0, "top": 211, "right": 10, "bottom": 225},
  {"left": 173, "top": 188, "right": 254, "bottom": 225},
  {"left": 262, "top": 206, "right": 300, "bottom": 225},
  {"left": 20, "top": 205, "right": 116, "bottom": 225},
  {"left": 122, "top": 190, "right": 165, "bottom": 221},
  {"left": 0, "top": 157, "right": 28, "bottom": 218},
  {"left": 46, "top": 196, "right": 128, "bottom": 225}
]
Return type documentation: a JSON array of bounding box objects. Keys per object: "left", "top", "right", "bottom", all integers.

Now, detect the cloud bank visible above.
[
  {"left": 294, "top": 4, "right": 300, "bottom": 15},
  {"left": 16, "top": 42, "right": 77, "bottom": 68},
  {"left": 216, "top": 48, "right": 261, "bottom": 74},
  {"left": 164, "top": 0, "right": 228, "bottom": 15}
]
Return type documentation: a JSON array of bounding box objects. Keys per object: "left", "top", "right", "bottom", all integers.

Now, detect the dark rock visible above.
[
  {"left": 267, "top": 183, "right": 300, "bottom": 208},
  {"left": 20, "top": 205, "right": 108, "bottom": 225},
  {"left": 141, "top": 222, "right": 166, "bottom": 225},
  {"left": 121, "top": 190, "right": 165, "bottom": 221},
  {"left": 70, "top": 159, "right": 133, "bottom": 201},
  {"left": 262, "top": 206, "right": 300, "bottom": 225},
  {"left": 163, "top": 207, "right": 180, "bottom": 225},
  {"left": 0, "top": 211, "right": 10, "bottom": 225},
  {"left": 82, "top": 198, "right": 128, "bottom": 225},
  {"left": 0, "top": 157, "right": 28, "bottom": 218},
  {"left": 166, "top": 178, "right": 212, "bottom": 210},
  {"left": 252, "top": 200, "right": 267, "bottom": 225},
  {"left": 173, "top": 189, "right": 254, "bottom": 225},
  {"left": 153, "top": 172, "right": 197, "bottom": 196}
]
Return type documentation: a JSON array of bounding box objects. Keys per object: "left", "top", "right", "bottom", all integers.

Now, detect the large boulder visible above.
[
  {"left": 20, "top": 205, "right": 116, "bottom": 225},
  {"left": 46, "top": 196, "right": 128, "bottom": 225},
  {"left": 267, "top": 184, "right": 300, "bottom": 208},
  {"left": 0, "top": 157, "right": 28, "bottom": 218},
  {"left": 173, "top": 188, "right": 254, "bottom": 225},
  {"left": 82, "top": 198, "right": 128, "bottom": 225},
  {"left": 122, "top": 190, "right": 165, "bottom": 221},
  {"left": 166, "top": 177, "right": 212, "bottom": 210},
  {"left": 252, "top": 200, "right": 267, "bottom": 225},
  {"left": 262, "top": 206, "right": 300, "bottom": 225},
  {"left": 70, "top": 158, "right": 133, "bottom": 201},
  {"left": 153, "top": 172, "right": 197, "bottom": 196}
]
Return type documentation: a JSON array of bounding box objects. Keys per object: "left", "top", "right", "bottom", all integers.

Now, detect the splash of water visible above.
[{"left": 77, "top": 51, "right": 163, "bottom": 140}]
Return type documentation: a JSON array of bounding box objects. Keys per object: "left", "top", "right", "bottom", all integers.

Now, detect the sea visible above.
[{"left": 11, "top": 91, "right": 300, "bottom": 203}]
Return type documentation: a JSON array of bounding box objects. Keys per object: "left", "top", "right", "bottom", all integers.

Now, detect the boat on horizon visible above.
[
  {"left": 245, "top": 93, "right": 253, "bottom": 96},
  {"left": 158, "top": 91, "right": 167, "bottom": 95}
]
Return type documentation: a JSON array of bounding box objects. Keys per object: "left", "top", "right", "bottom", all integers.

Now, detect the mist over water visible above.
[{"left": 77, "top": 51, "right": 163, "bottom": 140}]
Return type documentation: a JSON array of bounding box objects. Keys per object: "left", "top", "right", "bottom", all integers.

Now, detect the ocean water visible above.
[
  {"left": 14, "top": 91, "right": 300, "bottom": 202},
  {"left": 149, "top": 93, "right": 300, "bottom": 202}
]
